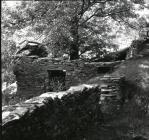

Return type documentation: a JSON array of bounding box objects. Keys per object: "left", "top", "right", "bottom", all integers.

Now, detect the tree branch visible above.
[
  {"left": 78, "top": 0, "right": 85, "bottom": 17},
  {"left": 118, "top": 16, "right": 138, "bottom": 30},
  {"left": 78, "top": 0, "right": 98, "bottom": 20},
  {"left": 79, "top": 46, "right": 92, "bottom": 56},
  {"left": 79, "top": 8, "right": 102, "bottom": 25},
  {"left": 80, "top": 7, "right": 134, "bottom": 26}
]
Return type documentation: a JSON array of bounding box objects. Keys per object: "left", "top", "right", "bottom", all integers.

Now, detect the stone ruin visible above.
[
  {"left": 4, "top": 39, "right": 149, "bottom": 139},
  {"left": 2, "top": 26, "right": 149, "bottom": 139},
  {"left": 13, "top": 56, "right": 122, "bottom": 99},
  {"left": 11, "top": 49, "right": 125, "bottom": 120},
  {"left": 5, "top": 36, "right": 148, "bottom": 105},
  {"left": 12, "top": 36, "right": 149, "bottom": 101},
  {"left": 15, "top": 40, "right": 48, "bottom": 58}
]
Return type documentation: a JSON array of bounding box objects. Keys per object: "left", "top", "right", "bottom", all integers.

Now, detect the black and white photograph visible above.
[{"left": 2, "top": 0, "right": 149, "bottom": 140}]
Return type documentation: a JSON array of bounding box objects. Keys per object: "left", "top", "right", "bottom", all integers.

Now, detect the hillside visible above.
[
  {"left": 112, "top": 56, "right": 149, "bottom": 93},
  {"left": 86, "top": 56, "right": 149, "bottom": 139},
  {"left": 87, "top": 56, "right": 149, "bottom": 94}
]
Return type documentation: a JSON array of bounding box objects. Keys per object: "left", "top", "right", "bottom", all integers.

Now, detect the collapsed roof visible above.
[{"left": 16, "top": 40, "right": 48, "bottom": 57}]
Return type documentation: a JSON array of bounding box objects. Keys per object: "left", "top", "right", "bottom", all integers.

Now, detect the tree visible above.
[
  {"left": 2, "top": 0, "right": 148, "bottom": 61},
  {"left": 1, "top": 1, "right": 18, "bottom": 84},
  {"left": 2, "top": 0, "right": 148, "bottom": 86}
]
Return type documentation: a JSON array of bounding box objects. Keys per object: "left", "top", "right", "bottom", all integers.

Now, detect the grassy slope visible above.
[
  {"left": 111, "top": 56, "right": 149, "bottom": 138},
  {"left": 111, "top": 56, "right": 149, "bottom": 93},
  {"left": 86, "top": 56, "right": 149, "bottom": 139},
  {"left": 87, "top": 56, "right": 149, "bottom": 93}
]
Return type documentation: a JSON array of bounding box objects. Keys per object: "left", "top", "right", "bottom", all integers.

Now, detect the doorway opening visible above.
[{"left": 97, "top": 66, "right": 113, "bottom": 74}]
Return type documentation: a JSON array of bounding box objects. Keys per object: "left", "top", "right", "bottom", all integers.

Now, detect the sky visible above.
[{"left": 4, "top": 1, "right": 149, "bottom": 50}]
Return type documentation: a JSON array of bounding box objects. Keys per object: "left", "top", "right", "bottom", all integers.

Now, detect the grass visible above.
[{"left": 84, "top": 56, "right": 149, "bottom": 139}]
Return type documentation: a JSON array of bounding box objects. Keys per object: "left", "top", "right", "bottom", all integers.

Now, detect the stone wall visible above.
[
  {"left": 88, "top": 75, "right": 125, "bottom": 114},
  {"left": 2, "top": 77, "right": 124, "bottom": 126},
  {"left": 2, "top": 80, "right": 125, "bottom": 140},
  {"left": 2, "top": 84, "right": 102, "bottom": 140},
  {"left": 3, "top": 76, "right": 149, "bottom": 140},
  {"left": 13, "top": 56, "right": 121, "bottom": 98}
]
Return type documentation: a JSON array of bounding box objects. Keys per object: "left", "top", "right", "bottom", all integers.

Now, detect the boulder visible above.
[
  {"left": 15, "top": 40, "right": 48, "bottom": 58},
  {"left": 2, "top": 82, "right": 17, "bottom": 105}
]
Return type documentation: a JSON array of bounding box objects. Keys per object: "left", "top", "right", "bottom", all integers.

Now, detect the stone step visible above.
[
  {"left": 101, "top": 88, "right": 118, "bottom": 93},
  {"left": 101, "top": 93, "right": 117, "bottom": 97},
  {"left": 101, "top": 86, "right": 119, "bottom": 89}
]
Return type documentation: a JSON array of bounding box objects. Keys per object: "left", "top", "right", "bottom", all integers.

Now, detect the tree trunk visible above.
[{"left": 70, "top": 16, "right": 79, "bottom": 60}]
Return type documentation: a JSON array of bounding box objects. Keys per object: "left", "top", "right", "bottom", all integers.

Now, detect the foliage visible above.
[
  {"left": 2, "top": 94, "right": 26, "bottom": 106},
  {"left": 48, "top": 77, "right": 66, "bottom": 92},
  {"left": 1, "top": 0, "right": 148, "bottom": 85},
  {"left": 2, "top": 0, "right": 148, "bottom": 58}
]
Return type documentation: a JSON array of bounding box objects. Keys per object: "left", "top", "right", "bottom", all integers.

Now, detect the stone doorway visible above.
[{"left": 47, "top": 70, "right": 66, "bottom": 92}]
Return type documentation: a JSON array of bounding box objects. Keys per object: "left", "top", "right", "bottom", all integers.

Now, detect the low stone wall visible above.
[
  {"left": 2, "top": 76, "right": 124, "bottom": 125},
  {"left": 13, "top": 56, "right": 121, "bottom": 98},
  {"left": 2, "top": 84, "right": 96, "bottom": 124},
  {"left": 2, "top": 76, "right": 149, "bottom": 140},
  {"left": 2, "top": 76, "right": 126, "bottom": 140},
  {"left": 2, "top": 84, "right": 102, "bottom": 140}
]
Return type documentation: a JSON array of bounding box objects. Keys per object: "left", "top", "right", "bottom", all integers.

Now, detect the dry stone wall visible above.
[
  {"left": 13, "top": 56, "right": 121, "bottom": 99},
  {"left": 2, "top": 76, "right": 125, "bottom": 125},
  {"left": 3, "top": 75, "right": 149, "bottom": 140},
  {"left": 100, "top": 76, "right": 125, "bottom": 115},
  {"left": 2, "top": 84, "right": 102, "bottom": 140},
  {"left": 2, "top": 79, "right": 125, "bottom": 140}
]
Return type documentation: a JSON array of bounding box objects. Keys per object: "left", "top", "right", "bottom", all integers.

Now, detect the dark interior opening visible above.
[
  {"left": 47, "top": 70, "right": 66, "bottom": 92},
  {"left": 97, "top": 66, "right": 113, "bottom": 74}
]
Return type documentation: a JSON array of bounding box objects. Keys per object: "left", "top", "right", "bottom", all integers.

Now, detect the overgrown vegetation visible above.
[{"left": 2, "top": 94, "right": 26, "bottom": 106}]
